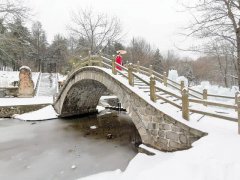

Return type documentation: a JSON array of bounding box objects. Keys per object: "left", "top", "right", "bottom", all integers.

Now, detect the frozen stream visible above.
[{"left": 0, "top": 111, "right": 141, "bottom": 180}]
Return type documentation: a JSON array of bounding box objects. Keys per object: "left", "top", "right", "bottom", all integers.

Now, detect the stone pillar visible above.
[{"left": 18, "top": 66, "right": 34, "bottom": 97}]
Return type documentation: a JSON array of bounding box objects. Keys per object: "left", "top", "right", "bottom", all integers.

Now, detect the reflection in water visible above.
[{"left": 62, "top": 111, "right": 142, "bottom": 151}]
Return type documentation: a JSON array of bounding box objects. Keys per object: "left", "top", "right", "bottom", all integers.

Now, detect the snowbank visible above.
[{"left": 13, "top": 105, "right": 58, "bottom": 121}]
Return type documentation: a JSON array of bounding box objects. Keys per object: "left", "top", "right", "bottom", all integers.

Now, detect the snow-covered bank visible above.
[
  {"left": 0, "top": 96, "right": 53, "bottom": 106},
  {"left": 13, "top": 105, "right": 58, "bottom": 121},
  {"left": 79, "top": 115, "right": 240, "bottom": 180}
]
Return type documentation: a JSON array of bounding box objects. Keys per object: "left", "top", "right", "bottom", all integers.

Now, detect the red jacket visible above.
[{"left": 115, "top": 55, "right": 122, "bottom": 70}]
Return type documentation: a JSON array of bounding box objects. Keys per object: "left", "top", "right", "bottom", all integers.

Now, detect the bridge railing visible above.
[{"left": 65, "top": 55, "right": 240, "bottom": 134}]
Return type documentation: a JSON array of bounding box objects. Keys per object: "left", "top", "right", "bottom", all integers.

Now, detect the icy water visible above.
[{"left": 0, "top": 111, "right": 141, "bottom": 180}]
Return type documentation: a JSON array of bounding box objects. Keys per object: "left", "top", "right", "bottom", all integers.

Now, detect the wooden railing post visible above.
[
  {"left": 203, "top": 89, "right": 208, "bottom": 106},
  {"left": 180, "top": 81, "right": 185, "bottom": 91},
  {"left": 149, "top": 65, "right": 153, "bottom": 76},
  {"left": 235, "top": 92, "right": 239, "bottom": 104},
  {"left": 98, "top": 52, "right": 103, "bottom": 67},
  {"left": 182, "top": 88, "right": 189, "bottom": 120},
  {"left": 125, "top": 61, "right": 129, "bottom": 68},
  {"left": 237, "top": 95, "right": 240, "bottom": 134},
  {"left": 150, "top": 75, "right": 156, "bottom": 102},
  {"left": 128, "top": 63, "right": 134, "bottom": 86},
  {"left": 163, "top": 72, "right": 167, "bottom": 86},
  {"left": 137, "top": 61, "right": 140, "bottom": 73},
  {"left": 88, "top": 51, "right": 91, "bottom": 66},
  {"left": 112, "top": 58, "right": 117, "bottom": 75}
]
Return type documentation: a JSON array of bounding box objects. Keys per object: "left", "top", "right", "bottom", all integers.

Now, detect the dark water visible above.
[{"left": 0, "top": 110, "right": 141, "bottom": 180}]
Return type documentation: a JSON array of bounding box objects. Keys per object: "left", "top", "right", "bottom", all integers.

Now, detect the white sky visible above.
[{"left": 26, "top": 0, "right": 198, "bottom": 58}]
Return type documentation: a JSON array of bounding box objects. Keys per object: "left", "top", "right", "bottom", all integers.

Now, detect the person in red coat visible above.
[{"left": 115, "top": 52, "right": 123, "bottom": 70}]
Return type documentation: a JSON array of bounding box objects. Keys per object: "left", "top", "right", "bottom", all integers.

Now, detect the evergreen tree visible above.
[
  {"left": 30, "top": 21, "right": 48, "bottom": 71},
  {"left": 47, "top": 34, "right": 68, "bottom": 73},
  {"left": 152, "top": 49, "right": 164, "bottom": 74}
]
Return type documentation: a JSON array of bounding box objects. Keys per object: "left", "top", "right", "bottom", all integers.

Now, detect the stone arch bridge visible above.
[{"left": 54, "top": 58, "right": 206, "bottom": 152}]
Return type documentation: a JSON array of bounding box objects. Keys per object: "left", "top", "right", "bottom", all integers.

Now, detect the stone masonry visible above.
[
  {"left": 54, "top": 67, "right": 207, "bottom": 152},
  {"left": 18, "top": 66, "right": 34, "bottom": 97}
]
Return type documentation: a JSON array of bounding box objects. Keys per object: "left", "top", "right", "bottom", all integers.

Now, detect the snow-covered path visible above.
[{"left": 36, "top": 73, "right": 58, "bottom": 97}]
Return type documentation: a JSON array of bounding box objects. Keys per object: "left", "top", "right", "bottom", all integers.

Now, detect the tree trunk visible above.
[{"left": 236, "top": 30, "right": 240, "bottom": 90}]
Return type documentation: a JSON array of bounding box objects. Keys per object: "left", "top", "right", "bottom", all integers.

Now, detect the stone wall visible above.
[
  {"left": 0, "top": 104, "right": 50, "bottom": 118},
  {"left": 54, "top": 67, "right": 207, "bottom": 152},
  {"left": 0, "top": 87, "right": 18, "bottom": 97}
]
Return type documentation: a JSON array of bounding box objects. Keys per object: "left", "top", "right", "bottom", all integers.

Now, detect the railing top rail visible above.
[
  {"left": 207, "top": 93, "right": 235, "bottom": 99},
  {"left": 189, "top": 98, "right": 236, "bottom": 109}
]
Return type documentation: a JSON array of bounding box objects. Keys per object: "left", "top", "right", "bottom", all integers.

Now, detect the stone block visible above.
[
  {"left": 162, "top": 124, "right": 171, "bottom": 130},
  {"left": 166, "top": 131, "right": 179, "bottom": 142},
  {"left": 169, "top": 141, "right": 186, "bottom": 150},
  {"left": 175, "top": 122, "right": 190, "bottom": 132},
  {"left": 171, "top": 125, "right": 182, "bottom": 133},
  {"left": 151, "top": 129, "right": 158, "bottom": 136},
  {"left": 148, "top": 123, "right": 156, "bottom": 130},
  {"left": 145, "top": 105, "right": 155, "bottom": 115},
  {"left": 188, "top": 136, "right": 200, "bottom": 145},
  {"left": 159, "top": 137, "right": 168, "bottom": 146},
  {"left": 179, "top": 134, "right": 187, "bottom": 144},
  {"left": 164, "top": 115, "right": 176, "bottom": 125},
  {"left": 158, "top": 130, "right": 166, "bottom": 138}
]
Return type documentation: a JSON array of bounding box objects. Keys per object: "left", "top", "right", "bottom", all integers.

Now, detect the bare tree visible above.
[
  {"left": 125, "top": 37, "right": 153, "bottom": 66},
  {"left": 0, "top": 0, "right": 29, "bottom": 24},
  {"left": 183, "top": 0, "right": 240, "bottom": 88},
  {"left": 68, "top": 8, "right": 122, "bottom": 54}
]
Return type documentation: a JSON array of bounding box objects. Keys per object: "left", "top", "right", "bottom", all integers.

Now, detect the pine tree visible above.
[{"left": 152, "top": 49, "right": 164, "bottom": 74}]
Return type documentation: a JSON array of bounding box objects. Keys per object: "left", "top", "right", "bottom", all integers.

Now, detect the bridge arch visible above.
[{"left": 54, "top": 67, "right": 206, "bottom": 151}]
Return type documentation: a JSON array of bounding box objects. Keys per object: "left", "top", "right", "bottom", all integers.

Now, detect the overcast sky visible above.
[{"left": 26, "top": 0, "right": 197, "bottom": 58}]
